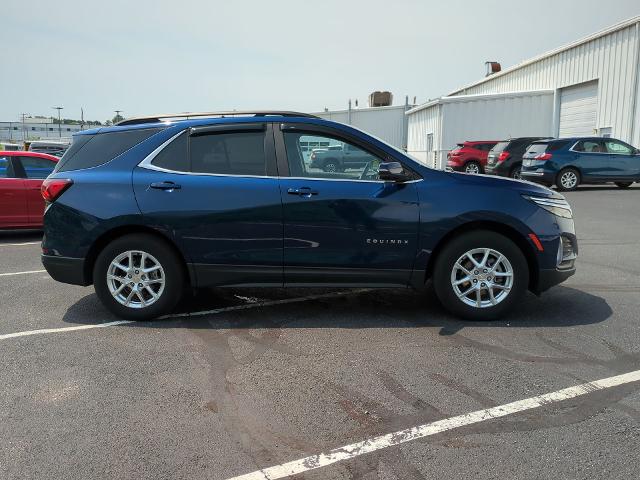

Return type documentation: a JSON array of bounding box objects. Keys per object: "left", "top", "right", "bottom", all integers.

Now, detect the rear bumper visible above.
[
  {"left": 41, "top": 254, "right": 90, "bottom": 286},
  {"left": 485, "top": 162, "right": 510, "bottom": 176},
  {"left": 535, "top": 266, "right": 575, "bottom": 294},
  {"left": 521, "top": 170, "right": 555, "bottom": 185}
]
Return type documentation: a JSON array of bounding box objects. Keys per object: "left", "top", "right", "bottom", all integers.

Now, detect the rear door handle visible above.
[
  {"left": 287, "top": 187, "right": 318, "bottom": 197},
  {"left": 150, "top": 181, "right": 181, "bottom": 191}
]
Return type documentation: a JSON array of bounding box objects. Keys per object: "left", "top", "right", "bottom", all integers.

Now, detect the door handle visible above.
[
  {"left": 150, "top": 181, "right": 181, "bottom": 191},
  {"left": 287, "top": 187, "right": 318, "bottom": 196}
]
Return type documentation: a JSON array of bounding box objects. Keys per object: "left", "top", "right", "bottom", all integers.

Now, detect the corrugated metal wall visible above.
[
  {"left": 441, "top": 92, "right": 555, "bottom": 149},
  {"left": 406, "top": 103, "right": 442, "bottom": 167},
  {"left": 450, "top": 21, "right": 640, "bottom": 145},
  {"left": 315, "top": 105, "right": 409, "bottom": 149},
  {"left": 407, "top": 91, "right": 554, "bottom": 169}
]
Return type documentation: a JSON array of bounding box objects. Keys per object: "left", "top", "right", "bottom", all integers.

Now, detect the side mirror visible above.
[{"left": 378, "top": 162, "right": 409, "bottom": 182}]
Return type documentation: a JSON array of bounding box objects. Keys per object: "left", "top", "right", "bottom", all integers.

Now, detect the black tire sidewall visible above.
[
  {"left": 93, "top": 234, "right": 184, "bottom": 320},
  {"left": 615, "top": 182, "right": 632, "bottom": 188},
  {"left": 433, "top": 231, "right": 529, "bottom": 320},
  {"left": 556, "top": 168, "right": 580, "bottom": 191}
]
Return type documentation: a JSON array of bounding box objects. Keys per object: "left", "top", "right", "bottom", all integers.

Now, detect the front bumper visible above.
[
  {"left": 535, "top": 266, "right": 576, "bottom": 294},
  {"left": 42, "top": 254, "right": 90, "bottom": 286}
]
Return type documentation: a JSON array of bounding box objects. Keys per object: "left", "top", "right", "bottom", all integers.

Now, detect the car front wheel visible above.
[
  {"left": 433, "top": 231, "right": 528, "bottom": 320},
  {"left": 93, "top": 234, "right": 184, "bottom": 320}
]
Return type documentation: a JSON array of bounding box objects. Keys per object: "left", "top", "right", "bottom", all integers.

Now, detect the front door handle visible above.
[
  {"left": 150, "top": 181, "right": 181, "bottom": 191},
  {"left": 287, "top": 187, "right": 318, "bottom": 197}
]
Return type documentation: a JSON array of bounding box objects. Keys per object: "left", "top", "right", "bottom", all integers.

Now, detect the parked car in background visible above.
[
  {"left": 41, "top": 111, "right": 577, "bottom": 322},
  {"left": 28, "top": 140, "right": 69, "bottom": 158},
  {"left": 0, "top": 151, "right": 58, "bottom": 229},
  {"left": 486, "top": 137, "right": 551, "bottom": 179},
  {"left": 309, "top": 142, "right": 373, "bottom": 172},
  {"left": 521, "top": 137, "right": 640, "bottom": 191},
  {"left": 446, "top": 140, "right": 499, "bottom": 174}
]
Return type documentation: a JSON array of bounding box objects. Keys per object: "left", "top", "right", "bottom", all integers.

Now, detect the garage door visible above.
[{"left": 558, "top": 81, "right": 598, "bottom": 137}]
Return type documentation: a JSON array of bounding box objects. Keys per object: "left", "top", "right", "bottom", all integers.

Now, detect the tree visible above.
[{"left": 112, "top": 114, "right": 124, "bottom": 124}]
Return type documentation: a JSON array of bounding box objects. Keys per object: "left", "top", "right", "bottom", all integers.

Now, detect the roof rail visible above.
[{"left": 116, "top": 110, "right": 319, "bottom": 126}]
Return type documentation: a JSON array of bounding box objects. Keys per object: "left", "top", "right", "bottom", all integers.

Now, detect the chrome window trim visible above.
[
  {"left": 568, "top": 140, "right": 609, "bottom": 155},
  {"left": 138, "top": 129, "right": 423, "bottom": 184}
]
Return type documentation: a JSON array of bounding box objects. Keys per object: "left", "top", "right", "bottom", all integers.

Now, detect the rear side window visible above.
[
  {"left": 151, "top": 132, "right": 188, "bottom": 171},
  {"left": 18, "top": 156, "right": 57, "bottom": 179},
  {"left": 547, "top": 140, "right": 571, "bottom": 152},
  {"left": 56, "top": 128, "right": 163, "bottom": 172},
  {"left": 190, "top": 131, "right": 266, "bottom": 176}
]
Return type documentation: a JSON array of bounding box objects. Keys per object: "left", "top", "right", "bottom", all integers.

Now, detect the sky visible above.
[{"left": 1, "top": 0, "right": 639, "bottom": 123}]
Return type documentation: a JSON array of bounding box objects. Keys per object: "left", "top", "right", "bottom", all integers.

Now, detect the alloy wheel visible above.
[
  {"left": 450, "top": 248, "right": 514, "bottom": 308},
  {"left": 465, "top": 163, "right": 480, "bottom": 174},
  {"left": 106, "top": 250, "right": 165, "bottom": 309},
  {"left": 560, "top": 171, "right": 578, "bottom": 189}
]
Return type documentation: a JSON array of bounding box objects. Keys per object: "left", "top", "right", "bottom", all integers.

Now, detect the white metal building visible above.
[
  {"left": 407, "top": 15, "right": 640, "bottom": 168},
  {"left": 314, "top": 104, "right": 412, "bottom": 149}
]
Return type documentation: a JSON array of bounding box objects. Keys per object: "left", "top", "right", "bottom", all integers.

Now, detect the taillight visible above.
[
  {"left": 41, "top": 178, "right": 73, "bottom": 202},
  {"left": 497, "top": 152, "right": 510, "bottom": 162},
  {"left": 535, "top": 153, "right": 552, "bottom": 161}
]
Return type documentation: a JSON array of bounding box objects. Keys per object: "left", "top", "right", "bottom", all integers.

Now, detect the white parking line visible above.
[
  {"left": 0, "top": 241, "right": 41, "bottom": 247},
  {"left": 0, "top": 269, "right": 47, "bottom": 277},
  {"left": 225, "top": 369, "right": 640, "bottom": 480},
  {"left": 0, "top": 321, "right": 134, "bottom": 341},
  {"left": 0, "top": 289, "right": 369, "bottom": 341}
]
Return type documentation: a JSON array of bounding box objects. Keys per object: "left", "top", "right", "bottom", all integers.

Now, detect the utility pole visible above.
[
  {"left": 52, "top": 106, "right": 63, "bottom": 138},
  {"left": 21, "top": 113, "right": 28, "bottom": 142},
  {"left": 81, "top": 107, "right": 84, "bottom": 131}
]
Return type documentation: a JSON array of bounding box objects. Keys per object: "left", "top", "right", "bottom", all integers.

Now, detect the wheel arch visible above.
[
  {"left": 424, "top": 220, "right": 539, "bottom": 292},
  {"left": 83, "top": 225, "right": 192, "bottom": 287}
]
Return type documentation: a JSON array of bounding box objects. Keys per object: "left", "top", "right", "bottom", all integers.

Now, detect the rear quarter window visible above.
[
  {"left": 56, "top": 128, "right": 163, "bottom": 173},
  {"left": 491, "top": 142, "right": 509, "bottom": 153}
]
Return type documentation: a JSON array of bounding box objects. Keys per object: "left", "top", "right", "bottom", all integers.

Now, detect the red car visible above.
[
  {"left": 0, "top": 151, "right": 59, "bottom": 229},
  {"left": 446, "top": 141, "right": 499, "bottom": 174}
]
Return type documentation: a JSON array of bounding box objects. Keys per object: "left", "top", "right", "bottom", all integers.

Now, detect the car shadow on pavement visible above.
[
  {"left": 0, "top": 230, "right": 43, "bottom": 243},
  {"left": 61, "top": 285, "right": 612, "bottom": 336}
]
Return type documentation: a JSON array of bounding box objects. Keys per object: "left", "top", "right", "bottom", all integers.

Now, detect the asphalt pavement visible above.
[{"left": 1, "top": 184, "right": 639, "bottom": 480}]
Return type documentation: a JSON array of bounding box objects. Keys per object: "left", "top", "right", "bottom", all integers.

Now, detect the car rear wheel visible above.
[
  {"left": 464, "top": 161, "right": 482, "bottom": 175},
  {"left": 433, "top": 231, "right": 528, "bottom": 320},
  {"left": 93, "top": 234, "right": 184, "bottom": 320},
  {"left": 615, "top": 182, "right": 633, "bottom": 188},
  {"left": 509, "top": 165, "right": 522, "bottom": 179},
  {"left": 323, "top": 161, "right": 338, "bottom": 173},
  {"left": 556, "top": 168, "right": 580, "bottom": 191}
]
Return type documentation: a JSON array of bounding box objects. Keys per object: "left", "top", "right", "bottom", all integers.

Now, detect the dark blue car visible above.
[
  {"left": 521, "top": 137, "right": 640, "bottom": 191},
  {"left": 41, "top": 111, "right": 577, "bottom": 321}
]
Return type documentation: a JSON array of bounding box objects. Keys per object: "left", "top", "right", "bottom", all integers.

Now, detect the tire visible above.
[
  {"left": 615, "top": 182, "right": 633, "bottom": 188},
  {"left": 464, "top": 161, "right": 482, "bottom": 175},
  {"left": 556, "top": 168, "right": 580, "bottom": 191},
  {"left": 323, "top": 161, "right": 338, "bottom": 173},
  {"left": 432, "top": 231, "right": 529, "bottom": 320},
  {"left": 509, "top": 164, "right": 522, "bottom": 179},
  {"left": 93, "top": 234, "right": 185, "bottom": 320}
]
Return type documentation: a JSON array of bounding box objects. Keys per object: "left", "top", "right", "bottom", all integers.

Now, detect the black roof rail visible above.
[{"left": 116, "top": 110, "right": 320, "bottom": 126}]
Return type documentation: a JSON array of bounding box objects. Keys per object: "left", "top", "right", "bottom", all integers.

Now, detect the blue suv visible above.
[
  {"left": 521, "top": 137, "right": 640, "bottom": 191},
  {"left": 41, "top": 111, "right": 577, "bottom": 321}
]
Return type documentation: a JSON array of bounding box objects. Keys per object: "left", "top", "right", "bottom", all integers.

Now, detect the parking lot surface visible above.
[{"left": 1, "top": 184, "right": 639, "bottom": 480}]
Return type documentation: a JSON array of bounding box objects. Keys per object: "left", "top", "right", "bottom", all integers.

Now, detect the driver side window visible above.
[{"left": 283, "top": 132, "right": 383, "bottom": 181}]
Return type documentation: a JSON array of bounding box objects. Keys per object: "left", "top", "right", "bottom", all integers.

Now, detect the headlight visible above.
[{"left": 522, "top": 195, "right": 573, "bottom": 219}]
